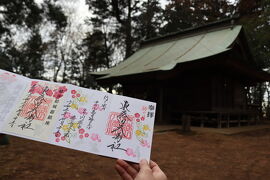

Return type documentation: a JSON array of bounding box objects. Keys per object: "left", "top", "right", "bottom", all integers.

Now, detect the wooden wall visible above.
[{"left": 120, "top": 52, "right": 262, "bottom": 124}]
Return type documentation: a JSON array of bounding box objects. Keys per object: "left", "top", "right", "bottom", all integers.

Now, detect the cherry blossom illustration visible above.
[
  {"left": 29, "top": 81, "right": 67, "bottom": 99},
  {"left": 90, "top": 133, "right": 101, "bottom": 142},
  {"left": 126, "top": 148, "right": 136, "bottom": 157},
  {"left": 134, "top": 112, "right": 151, "bottom": 148},
  {"left": 78, "top": 107, "right": 88, "bottom": 115}
]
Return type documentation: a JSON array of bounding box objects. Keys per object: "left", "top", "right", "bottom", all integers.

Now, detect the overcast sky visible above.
[{"left": 34, "top": 0, "right": 237, "bottom": 27}]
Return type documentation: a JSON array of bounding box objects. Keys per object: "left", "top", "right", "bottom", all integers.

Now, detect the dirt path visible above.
[
  {"left": 154, "top": 124, "right": 270, "bottom": 135},
  {"left": 1, "top": 129, "right": 270, "bottom": 180}
]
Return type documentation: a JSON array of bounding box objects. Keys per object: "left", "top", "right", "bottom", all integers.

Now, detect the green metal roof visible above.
[{"left": 95, "top": 25, "right": 242, "bottom": 79}]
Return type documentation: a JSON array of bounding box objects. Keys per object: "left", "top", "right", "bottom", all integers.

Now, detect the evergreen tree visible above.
[
  {"left": 162, "top": 0, "right": 234, "bottom": 34},
  {"left": 0, "top": 0, "right": 67, "bottom": 79},
  {"left": 236, "top": 0, "right": 270, "bottom": 119},
  {"left": 0, "top": 0, "right": 43, "bottom": 72},
  {"left": 238, "top": 0, "right": 270, "bottom": 68},
  {"left": 79, "top": 30, "right": 114, "bottom": 88},
  {"left": 11, "top": 31, "right": 45, "bottom": 79},
  {"left": 86, "top": 0, "right": 143, "bottom": 59},
  {"left": 136, "top": 0, "right": 163, "bottom": 40}
]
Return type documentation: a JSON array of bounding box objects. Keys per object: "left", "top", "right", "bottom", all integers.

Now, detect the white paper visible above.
[
  {"left": 0, "top": 70, "right": 29, "bottom": 131},
  {"left": 0, "top": 70, "right": 156, "bottom": 163}
]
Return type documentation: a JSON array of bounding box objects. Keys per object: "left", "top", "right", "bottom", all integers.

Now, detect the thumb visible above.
[
  {"left": 139, "top": 159, "right": 151, "bottom": 172},
  {"left": 150, "top": 160, "right": 162, "bottom": 173}
]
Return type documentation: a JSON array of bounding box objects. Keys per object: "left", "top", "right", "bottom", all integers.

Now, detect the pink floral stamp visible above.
[
  {"left": 71, "top": 90, "right": 77, "bottom": 94},
  {"left": 90, "top": 133, "right": 101, "bottom": 142},
  {"left": 79, "top": 128, "right": 85, "bottom": 134},
  {"left": 126, "top": 148, "right": 136, "bottom": 157},
  {"left": 78, "top": 108, "right": 88, "bottom": 115},
  {"left": 46, "top": 89, "right": 53, "bottom": 96},
  {"left": 63, "top": 112, "right": 72, "bottom": 119},
  {"left": 55, "top": 131, "right": 61, "bottom": 137},
  {"left": 140, "top": 140, "right": 150, "bottom": 148},
  {"left": 134, "top": 113, "right": 140, "bottom": 118}
]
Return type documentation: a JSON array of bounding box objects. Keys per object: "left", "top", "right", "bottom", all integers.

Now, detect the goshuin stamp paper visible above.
[{"left": 0, "top": 69, "right": 156, "bottom": 163}]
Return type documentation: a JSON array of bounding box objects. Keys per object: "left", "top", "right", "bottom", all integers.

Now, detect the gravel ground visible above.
[{"left": 1, "top": 129, "right": 270, "bottom": 180}]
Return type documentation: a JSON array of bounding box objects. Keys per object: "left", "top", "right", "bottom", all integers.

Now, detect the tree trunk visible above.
[{"left": 124, "top": 0, "right": 133, "bottom": 59}]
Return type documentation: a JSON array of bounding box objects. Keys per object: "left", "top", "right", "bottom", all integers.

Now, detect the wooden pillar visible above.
[
  {"left": 255, "top": 114, "right": 259, "bottom": 125},
  {"left": 238, "top": 114, "right": 241, "bottom": 127},
  {"left": 200, "top": 113, "right": 204, "bottom": 127},
  {"left": 226, "top": 113, "right": 230, "bottom": 128},
  {"left": 182, "top": 114, "right": 191, "bottom": 132},
  {"left": 217, "top": 113, "right": 221, "bottom": 128},
  {"left": 259, "top": 83, "right": 263, "bottom": 124}
]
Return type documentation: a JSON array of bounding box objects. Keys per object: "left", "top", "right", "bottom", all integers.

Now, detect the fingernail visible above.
[{"left": 140, "top": 159, "right": 148, "bottom": 163}]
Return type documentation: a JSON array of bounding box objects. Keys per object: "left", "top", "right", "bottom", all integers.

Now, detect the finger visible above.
[
  {"left": 116, "top": 159, "right": 138, "bottom": 178},
  {"left": 149, "top": 160, "right": 162, "bottom": 173},
  {"left": 116, "top": 159, "right": 139, "bottom": 177},
  {"left": 130, "top": 163, "right": 139, "bottom": 171},
  {"left": 149, "top": 160, "right": 158, "bottom": 168},
  {"left": 115, "top": 164, "right": 133, "bottom": 180},
  {"left": 139, "top": 159, "right": 152, "bottom": 173}
]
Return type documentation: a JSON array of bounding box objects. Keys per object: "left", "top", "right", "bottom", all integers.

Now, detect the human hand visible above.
[{"left": 115, "top": 159, "right": 167, "bottom": 180}]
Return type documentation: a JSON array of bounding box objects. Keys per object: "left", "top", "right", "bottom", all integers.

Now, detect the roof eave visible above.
[{"left": 141, "top": 15, "right": 240, "bottom": 47}]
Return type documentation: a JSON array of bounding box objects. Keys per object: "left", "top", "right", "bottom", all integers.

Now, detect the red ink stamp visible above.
[
  {"left": 20, "top": 96, "right": 53, "bottom": 121},
  {"left": 105, "top": 112, "right": 134, "bottom": 139}
]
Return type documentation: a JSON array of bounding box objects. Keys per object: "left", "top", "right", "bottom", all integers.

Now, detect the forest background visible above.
[{"left": 0, "top": 0, "right": 270, "bottom": 117}]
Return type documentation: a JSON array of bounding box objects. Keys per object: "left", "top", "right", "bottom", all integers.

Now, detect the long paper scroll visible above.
[{"left": 0, "top": 69, "right": 156, "bottom": 163}]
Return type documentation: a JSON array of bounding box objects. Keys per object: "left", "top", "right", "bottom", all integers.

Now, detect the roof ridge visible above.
[{"left": 141, "top": 14, "right": 240, "bottom": 47}]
